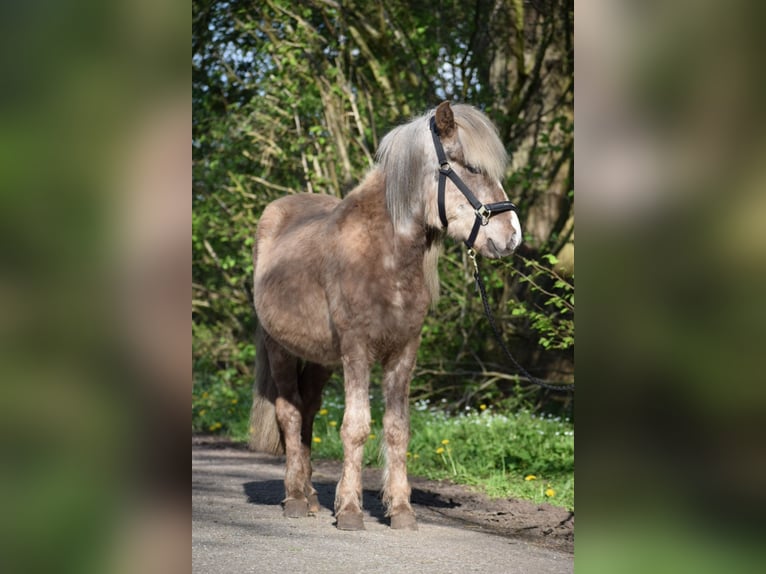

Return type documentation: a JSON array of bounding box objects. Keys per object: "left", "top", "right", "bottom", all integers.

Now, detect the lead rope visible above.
[{"left": 468, "top": 249, "right": 575, "bottom": 394}]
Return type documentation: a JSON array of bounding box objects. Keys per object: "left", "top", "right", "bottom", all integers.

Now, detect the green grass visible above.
[
  {"left": 308, "top": 393, "right": 574, "bottom": 510},
  {"left": 192, "top": 369, "right": 252, "bottom": 439},
  {"left": 193, "top": 377, "right": 574, "bottom": 510}
]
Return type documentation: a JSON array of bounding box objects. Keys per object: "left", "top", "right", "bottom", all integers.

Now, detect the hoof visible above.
[
  {"left": 335, "top": 511, "right": 365, "bottom": 531},
  {"left": 307, "top": 493, "right": 320, "bottom": 515},
  {"left": 283, "top": 498, "right": 309, "bottom": 518},
  {"left": 390, "top": 512, "right": 418, "bottom": 531}
]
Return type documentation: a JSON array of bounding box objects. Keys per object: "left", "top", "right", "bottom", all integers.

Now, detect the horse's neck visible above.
[
  {"left": 388, "top": 223, "right": 441, "bottom": 306},
  {"left": 360, "top": 173, "right": 430, "bottom": 256},
  {"left": 345, "top": 172, "right": 440, "bottom": 303}
]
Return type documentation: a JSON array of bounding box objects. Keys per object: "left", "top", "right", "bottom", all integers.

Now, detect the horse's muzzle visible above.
[{"left": 486, "top": 237, "right": 518, "bottom": 259}]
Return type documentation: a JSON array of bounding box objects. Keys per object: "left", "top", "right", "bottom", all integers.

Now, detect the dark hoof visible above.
[
  {"left": 283, "top": 498, "right": 309, "bottom": 518},
  {"left": 307, "top": 493, "right": 320, "bottom": 515},
  {"left": 335, "top": 511, "right": 365, "bottom": 531},
  {"left": 390, "top": 512, "right": 418, "bottom": 530}
]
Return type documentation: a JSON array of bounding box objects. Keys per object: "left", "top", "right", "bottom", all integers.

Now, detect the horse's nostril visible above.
[{"left": 487, "top": 237, "right": 513, "bottom": 258}]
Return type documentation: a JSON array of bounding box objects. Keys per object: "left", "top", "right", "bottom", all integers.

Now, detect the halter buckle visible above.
[
  {"left": 439, "top": 162, "right": 451, "bottom": 174},
  {"left": 476, "top": 205, "right": 491, "bottom": 226}
]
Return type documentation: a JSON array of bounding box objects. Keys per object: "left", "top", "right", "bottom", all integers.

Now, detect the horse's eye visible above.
[{"left": 466, "top": 164, "right": 480, "bottom": 174}]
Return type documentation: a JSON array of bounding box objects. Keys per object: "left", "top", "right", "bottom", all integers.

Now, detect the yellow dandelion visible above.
[
  {"left": 202, "top": 392, "right": 209, "bottom": 399},
  {"left": 545, "top": 488, "right": 556, "bottom": 498},
  {"left": 312, "top": 436, "right": 322, "bottom": 443},
  {"left": 479, "top": 404, "right": 487, "bottom": 410},
  {"left": 329, "top": 420, "right": 337, "bottom": 427},
  {"left": 209, "top": 422, "right": 222, "bottom": 431},
  {"left": 319, "top": 409, "right": 328, "bottom": 416},
  {"left": 524, "top": 475, "right": 537, "bottom": 481},
  {"left": 441, "top": 439, "right": 450, "bottom": 445},
  {"left": 231, "top": 398, "right": 238, "bottom": 405},
  {"left": 436, "top": 447, "right": 445, "bottom": 454},
  {"left": 199, "top": 409, "right": 207, "bottom": 417},
  {"left": 406, "top": 452, "right": 412, "bottom": 458},
  {"left": 413, "top": 454, "right": 420, "bottom": 460},
  {"left": 369, "top": 434, "right": 376, "bottom": 440}
]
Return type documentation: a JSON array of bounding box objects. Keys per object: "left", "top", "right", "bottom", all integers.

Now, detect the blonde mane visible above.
[{"left": 376, "top": 104, "right": 507, "bottom": 234}]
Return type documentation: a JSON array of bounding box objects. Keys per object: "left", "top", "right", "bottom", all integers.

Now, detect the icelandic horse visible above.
[{"left": 249, "top": 102, "right": 521, "bottom": 530}]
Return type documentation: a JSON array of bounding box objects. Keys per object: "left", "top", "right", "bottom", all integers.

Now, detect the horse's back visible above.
[
  {"left": 257, "top": 193, "right": 340, "bottom": 240},
  {"left": 255, "top": 192, "right": 340, "bottom": 273}
]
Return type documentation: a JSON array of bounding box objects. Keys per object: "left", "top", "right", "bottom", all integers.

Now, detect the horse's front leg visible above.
[
  {"left": 381, "top": 339, "right": 420, "bottom": 530},
  {"left": 334, "top": 352, "right": 371, "bottom": 530}
]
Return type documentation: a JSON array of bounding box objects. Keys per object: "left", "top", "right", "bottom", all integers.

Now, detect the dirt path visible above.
[{"left": 192, "top": 438, "right": 573, "bottom": 574}]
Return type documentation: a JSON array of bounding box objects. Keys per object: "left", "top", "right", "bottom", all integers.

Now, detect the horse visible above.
[{"left": 249, "top": 101, "right": 522, "bottom": 530}]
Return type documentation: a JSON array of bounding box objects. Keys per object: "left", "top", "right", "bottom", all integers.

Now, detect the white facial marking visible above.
[
  {"left": 496, "top": 181, "right": 523, "bottom": 252},
  {"left": 509, "top": 210, "right": 522, "bottom": 251}
]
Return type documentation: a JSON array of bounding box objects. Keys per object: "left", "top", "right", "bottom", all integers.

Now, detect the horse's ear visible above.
[{"left": 435, "top": 101, "right": 455, "bottom": 138}]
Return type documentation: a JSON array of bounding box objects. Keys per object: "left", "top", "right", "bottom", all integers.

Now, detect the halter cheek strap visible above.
[{"left": 429, "top": 116, "right": 517, "bottom": 249}]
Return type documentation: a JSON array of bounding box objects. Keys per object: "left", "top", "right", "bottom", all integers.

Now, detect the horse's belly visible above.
[{"left": 255, "top": 286, "right": 340, "bottom": 365}]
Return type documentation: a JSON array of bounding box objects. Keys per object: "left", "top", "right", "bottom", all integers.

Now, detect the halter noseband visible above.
[{"left": 429, "top": 116, "right": 517, "bottom": 249}]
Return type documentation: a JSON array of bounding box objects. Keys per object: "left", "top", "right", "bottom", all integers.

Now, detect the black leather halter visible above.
[{"left": 429, "top": 116, "right": 517, "bottom": 249}]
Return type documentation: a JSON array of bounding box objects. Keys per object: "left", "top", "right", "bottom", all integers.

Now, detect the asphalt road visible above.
[{"left": 192, "top": 444, "right": 573, "bottom": 574}]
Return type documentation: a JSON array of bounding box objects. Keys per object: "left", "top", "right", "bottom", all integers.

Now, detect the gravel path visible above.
[{"left": 192, "top": 442, "right": 573, "bottom": 574}]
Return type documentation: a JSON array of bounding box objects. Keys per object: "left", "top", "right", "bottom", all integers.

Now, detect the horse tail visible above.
[{"left": 248, "top": 320, "right": 285, "bottom": 455}]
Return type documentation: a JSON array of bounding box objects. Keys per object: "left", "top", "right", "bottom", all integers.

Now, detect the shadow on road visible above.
[{"left": 243, "top": 479, "right": 461, "bottom": 526}]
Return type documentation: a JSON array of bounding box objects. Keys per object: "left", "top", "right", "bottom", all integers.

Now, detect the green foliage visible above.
[
  {"left": 192, "top": 325, "right": 254, "bottom": 437},
  {"left": 510, "top": 255, "right": 574, "bottom": 350},
  {"left": 402, "top": 396, "right": 574, "bottom": 509}
]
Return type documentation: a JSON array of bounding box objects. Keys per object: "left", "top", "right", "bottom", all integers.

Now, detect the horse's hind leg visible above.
[
  {"left": 381, "top": 340, "right": 420, "bottom": 530},
  {"left": 298, "top": 362, "right": 332, "bottom": 514},
  {"left": 264, "top": 335, "right": 309, "bottom": 518}
]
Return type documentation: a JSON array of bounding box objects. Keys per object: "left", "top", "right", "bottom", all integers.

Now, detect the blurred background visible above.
[
  {"left": 0, "top": 1, "right": 189, "bottom": 573},
  {"left": 576, "top": 0, "right": 766, "bottom": 572},
  {"left": 0, "top": 0, "right": 764, "bottom": 572}
]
